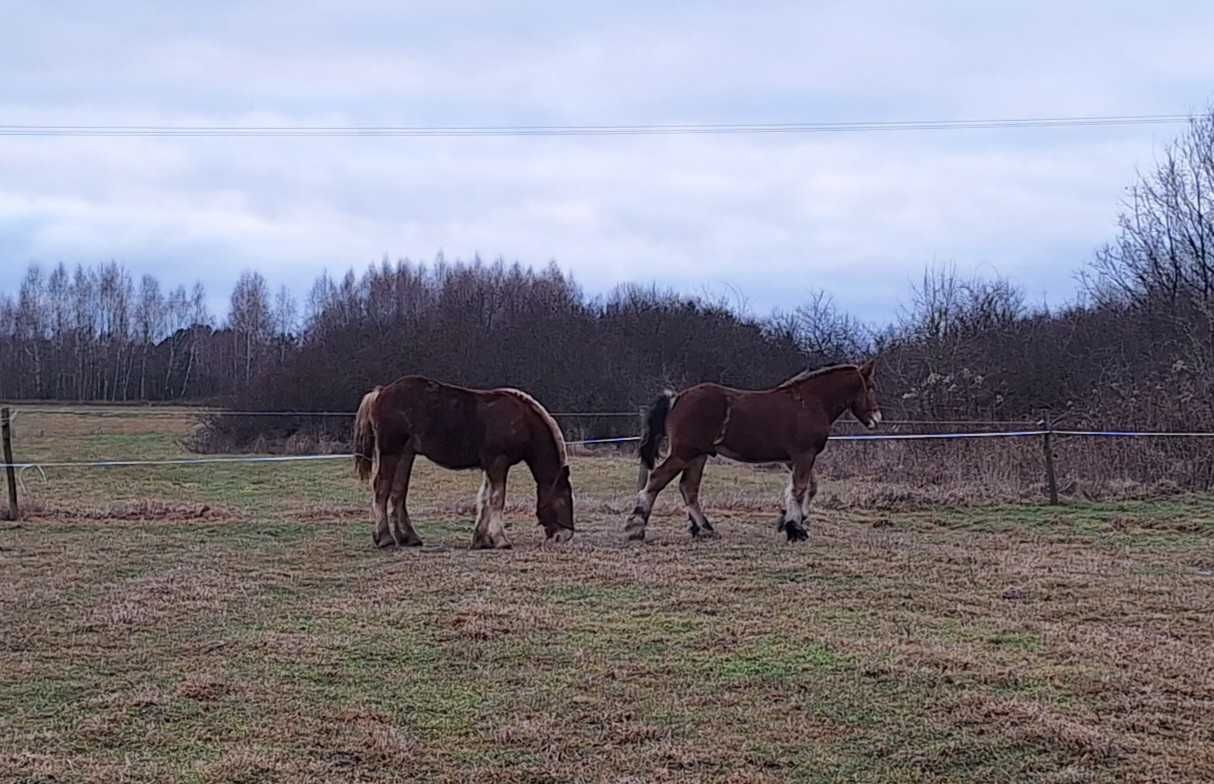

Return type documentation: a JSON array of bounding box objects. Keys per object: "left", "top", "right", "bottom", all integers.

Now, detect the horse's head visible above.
[
  {"left": 537, "top": 464, "right": 574, "bottom": 542},
  {"left": 851, "top": 359, "right": 882, "bottom": 430}
]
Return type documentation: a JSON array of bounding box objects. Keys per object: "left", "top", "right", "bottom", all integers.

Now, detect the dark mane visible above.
[{"left": 776, "top": 364, "right": 857, "bottom": 388}]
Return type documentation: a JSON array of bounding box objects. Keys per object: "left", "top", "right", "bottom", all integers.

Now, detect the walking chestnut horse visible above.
[
  {"left": 353, "top": 376, "right": 574, "bottom": 549},
  {"left": 625, "top": 361, "right": 881, "bottom": 543}
]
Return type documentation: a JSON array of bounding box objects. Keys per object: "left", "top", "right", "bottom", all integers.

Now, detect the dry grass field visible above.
[{"left": 2, "top": 407, "right": 1213, "bottom": 783}]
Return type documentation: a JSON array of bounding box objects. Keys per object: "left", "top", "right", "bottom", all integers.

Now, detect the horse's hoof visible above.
[
  {"left": 624, "top": 514, "right": 647, "bottom": 542},
  {"left": 785, "top": 527, "right": 809, "bottom": 543},
  {"left": 701, "top": 525, "right": 720, "bottom": 539},
  {"left": 394, "top": 528, "right": 423, "bottom": 547}
]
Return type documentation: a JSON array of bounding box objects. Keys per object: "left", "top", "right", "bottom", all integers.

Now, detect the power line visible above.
[{"left": 0, "top": 114, "right": 1192, "bottom": 138}]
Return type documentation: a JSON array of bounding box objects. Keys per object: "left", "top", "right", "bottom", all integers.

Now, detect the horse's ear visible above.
[
  {"left": 860, "top": 358, "right": 877, "bottom": 380},
  {"left": 556, "top": 464, "right": 571, "bottom": 486}
]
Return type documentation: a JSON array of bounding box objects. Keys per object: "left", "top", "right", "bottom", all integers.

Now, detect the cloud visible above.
[{"left": 1, "top": 1, "right": 1212, "bottom": 322}]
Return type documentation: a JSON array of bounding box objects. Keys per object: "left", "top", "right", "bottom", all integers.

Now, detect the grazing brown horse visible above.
[
  {"left": 353, "top": 376, "right": 574, "bottom": 549},
  {"left": 625, "top": 361, "right": 881, "bottom": 543}
]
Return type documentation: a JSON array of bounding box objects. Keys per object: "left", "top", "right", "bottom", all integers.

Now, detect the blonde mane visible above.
[
  {"left": 500, "top": 389, "right": 568, "bottom": 465},
  {"left": 777, "top": 364, "right": 858, "bottom": 388}
]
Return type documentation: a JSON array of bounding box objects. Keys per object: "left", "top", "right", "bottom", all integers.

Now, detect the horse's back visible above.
[
  {"left": 373, "top": 375, "right": 486, "bottom": 468},
  {"left": 671, "top": 381, "right": 824, "bottom": 462}
]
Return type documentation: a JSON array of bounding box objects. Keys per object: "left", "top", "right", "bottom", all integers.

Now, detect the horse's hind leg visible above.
[
  {"left": 679, "top": 455, "right": 717, "bottom": 538},
  {"left": 372, "top": 453, "right": 400, "bottom": 548},
  {"left": 626, "top": 453, "right": 688, "bottom": 541},
  {"left": 390, "top": 451, "right": 422, "bottom": 547}
]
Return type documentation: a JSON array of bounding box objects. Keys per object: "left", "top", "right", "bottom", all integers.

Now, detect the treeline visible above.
[
  {"left": 2, "top": 112, "right": 1212, "bottom": 444},
  {"left": 0, "top": 264, "right": 296, "bottom": 403}
]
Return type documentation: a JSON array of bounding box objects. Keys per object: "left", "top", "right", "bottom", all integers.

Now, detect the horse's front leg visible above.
[
  {"left": 779, "top": 454, "right": 817, "bottom": 543},
  {"left": 471, "top": 462, "right": 511, "bottom": 550}
]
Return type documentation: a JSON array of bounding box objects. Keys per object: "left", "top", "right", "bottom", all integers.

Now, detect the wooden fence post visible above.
[
  {"left": 1042, "top": 413, "right": 1059, "bottom": 506},
  {"left": 2, "top": 407, "right": 17, "bottom": 520}
]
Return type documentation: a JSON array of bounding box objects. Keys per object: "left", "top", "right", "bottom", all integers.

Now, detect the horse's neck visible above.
[
  {"left": 796, "top": 371, "right": 857, "bottom": 422},
  {"left": 525, "top": 443, "right": 564, "bottom": 490}
]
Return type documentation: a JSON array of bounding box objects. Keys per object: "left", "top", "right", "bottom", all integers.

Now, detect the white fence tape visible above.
[
  {"left": 1052, "top": 430, "right": 1214, "bottom": 438},
  {"left": 3, "top": 429, "right": 1213, "bottom": 471},
  {"left": 10, "top": 407, "right": 1039, "bottom": 426},
  {"left": 567, "top": 436, "right": 643, "bottom": 446},
  {"left": 2, "top": 454, "right": 353, "bottom": 469},
  {"left": 10, "top": 408, "right": 642, "bottom": 418},
  {"left": 829, "top": 430, "right": 1047, "bottom": 441}
]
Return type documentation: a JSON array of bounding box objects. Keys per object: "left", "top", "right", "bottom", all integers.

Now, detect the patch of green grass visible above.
[
  {"left": 542, "top": 583, "right": 647, "bottom": 605},
  {"left": 924, "top": 619, "right": 1044, "bottom": 653},
  {"left": 710, "top": 638, "right": 845, "bottom": 682},
  {"left": 901, "top": 494, "right": 1214, "bottom": 550},
  {"left": 986, "top": 630, "right": 1043, "bottom": 651},
  {"left": 78, "top": 432, "right": 186, "bottom": 460}
]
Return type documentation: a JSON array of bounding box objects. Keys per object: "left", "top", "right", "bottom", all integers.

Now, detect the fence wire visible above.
[{"left": 2, "top": 427, "right": 1213, "bottom": 471}]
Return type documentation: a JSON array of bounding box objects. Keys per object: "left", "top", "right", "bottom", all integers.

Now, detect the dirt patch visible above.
[{"left": 27, "top": 498, "right": 235, "bottom": 522}]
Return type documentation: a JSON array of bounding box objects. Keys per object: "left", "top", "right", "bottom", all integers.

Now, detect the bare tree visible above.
[
  {"left": 134, "top": 274, "right": 164, "bottom": 399},
  {"left": 789, "top": 288, "right": 869, "bottom": 362},
  {"left": 1088, "top": 108, "right": 1214, "bottom": 309},
  {"left": 273, "top": 284, "right": 298, "bottom": 364},
  {"left": 228, "top": 271, "right": 272, "bottom": 386},
  {"left": 178, "top": 282, "right": 211, "bottom": 398},
  {"left": 46, "top": 263, "right": 70, "bottom": 397},
  {"left": 97, "top": 262, "right": 133, "bottom": 400},
  {"left": 17, "top": 265, "right": 47, "bottom": 396}
]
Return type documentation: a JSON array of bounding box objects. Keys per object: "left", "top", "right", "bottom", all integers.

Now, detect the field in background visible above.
[
  {"left": 3, "top": 407, "right": 1214, "bottom": 782},
  {"left": 9, "top": 405, "right": 1203, "bottom": 522}
]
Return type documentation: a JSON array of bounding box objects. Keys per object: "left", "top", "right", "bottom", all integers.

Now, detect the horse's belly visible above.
[
  {"left": 424, "top": 453, "right": 481, "bottom": 471},
  {"left": 413, "top": 437, "right": 481, "bottom": 471},
  {"left": 715, "top": 443, "right": 786, "bottom": 464}
]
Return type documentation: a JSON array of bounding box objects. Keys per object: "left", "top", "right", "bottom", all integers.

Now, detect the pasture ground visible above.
[{"left": 2, "top": 407, "right": 1213, "bottom": 783}]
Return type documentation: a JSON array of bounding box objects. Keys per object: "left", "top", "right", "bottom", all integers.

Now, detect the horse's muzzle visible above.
[{"left": 549, "top": 527, "right": 574, "bottom": 543}]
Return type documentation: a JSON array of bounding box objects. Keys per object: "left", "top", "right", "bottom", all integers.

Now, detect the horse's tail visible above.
[
  {"left": 638, "top": 390, "right": 675, "bottom": 471},
  {"left": 353, "top": 387, "right": 380, "bottom": 483}
]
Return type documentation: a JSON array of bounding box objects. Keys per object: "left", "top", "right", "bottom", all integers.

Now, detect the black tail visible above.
[{"left": 638, "top": 391, "right": 674, "bottom": 469}]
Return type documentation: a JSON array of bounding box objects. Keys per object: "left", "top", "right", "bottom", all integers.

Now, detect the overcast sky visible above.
[{"left": 2, "top": 2, "right": 1213, "bottom": 322}]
